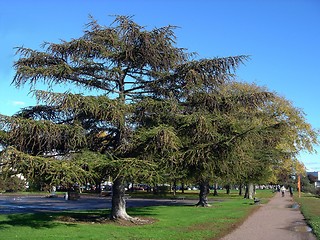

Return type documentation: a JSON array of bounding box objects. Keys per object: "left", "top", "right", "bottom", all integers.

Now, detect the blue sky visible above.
[{"left": 1, "top": 0, "right": 320, "bottom": 171}]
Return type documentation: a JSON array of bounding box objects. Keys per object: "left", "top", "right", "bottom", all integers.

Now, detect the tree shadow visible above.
[
  {"left": 127, "top": 206, "right": 160, "bottom": 217},
  {"left": 0, "top": 212, "right": 64, "bottom": 229},
  {"left": 0, "top": 209, "right": 112, "bottom": 229},
  {"left": 0, "top": 207, "right": 161, "bottom": 229},
  {"left": 0, "top": 204, "right": 201, "bottom": 229}
]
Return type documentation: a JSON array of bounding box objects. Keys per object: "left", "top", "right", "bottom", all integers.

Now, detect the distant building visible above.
[{"left": 307, "top": 171, "right": 320, "bottom": 188}]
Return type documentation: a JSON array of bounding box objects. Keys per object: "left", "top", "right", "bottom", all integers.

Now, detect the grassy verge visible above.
[
  {"left": 0, "top": 190, "right": 274, "bottom": 240},
  {"left": 130, "top": 189, "right": 273, "bottom": 202},
  {"left": 294, "top": 193, "right": 320, "bottom": 239}
]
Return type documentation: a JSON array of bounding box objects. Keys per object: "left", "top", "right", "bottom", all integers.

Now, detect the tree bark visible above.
[
  {"left": 238, "top": 183, "right": 243, "bottom": 196},
  {"left": 173, "top": 179, "right": 177, "bottom": 196},
  {"left": 244, "top": 184, "right": 248, "bottom": 198},
  {"left": 181, "top": 181, "right": 185, "bottom": 194},
  {"left": 225, "top": 184, "right": 230, "bottom": 194},
  {"left": 110, "top": 177, "right": 131, "bottom": 220},
  {"left": 213, "top": 182, "right": 218, "bottom": 196},
  {"left": 130, "top": 179, "right": 134, "bottom": 193},
  {"left": 196, "top": 180, "right": 211, "bottom": 207},
  {"left": 244, "top": 183, "right": 254, "bottom": 199}
]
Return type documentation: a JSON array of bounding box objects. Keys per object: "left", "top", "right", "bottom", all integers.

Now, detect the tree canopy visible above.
[{"left": 0, "top": 15, "right": 318, "bottom": 217}]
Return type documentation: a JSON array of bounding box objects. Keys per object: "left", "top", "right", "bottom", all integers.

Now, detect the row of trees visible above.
[{"left": 0, "top": 16, "right": 318, "bottom": 220}]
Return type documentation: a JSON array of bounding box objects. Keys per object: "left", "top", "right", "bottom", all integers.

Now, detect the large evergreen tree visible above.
[
  {"left": 0, "top": 15, "right": 248, "bottom": 219},
  {"left": 1, "top": 15, "right": 316, "bottom": 218},
  {"left": 175, "top": 82, "right": 318, "bottom": 204}
]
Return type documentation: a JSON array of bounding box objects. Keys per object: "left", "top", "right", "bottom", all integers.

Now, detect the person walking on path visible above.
[{"left": 220, "top": 192, "right": 317, "bottom": 240}]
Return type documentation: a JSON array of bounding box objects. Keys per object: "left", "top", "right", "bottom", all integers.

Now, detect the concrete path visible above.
[{"left": 220, "top": 192, "right": 317, "bottom": 240}]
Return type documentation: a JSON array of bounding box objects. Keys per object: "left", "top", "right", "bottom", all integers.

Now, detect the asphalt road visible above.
[{"left": 0, "top": 194, "right": 196, "bottom": 214}]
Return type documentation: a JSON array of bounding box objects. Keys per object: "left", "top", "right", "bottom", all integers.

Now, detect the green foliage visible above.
[
  {"left": 0, "top": 147, "right": 92, "bottom": 187},
  {"left": 0, "top": 175, "right": 26, "bottom": 192},
  {"left": 0, "top": 15, "right": 318, "bottom": 208},
  {"left": 72, "top": 150, "right": 158, "bottom": 183},
  {"left": 300, "top": 174, "right": 316, "bottom": 193},
  {"left": 0, "top": 114, "right": 86, "bottom": 154},
  {"left": 32, "top": 91, "right": 127, "bottom": 124},
  {"left": 13, "top": 15, "right": 189, "bottom": 94}
]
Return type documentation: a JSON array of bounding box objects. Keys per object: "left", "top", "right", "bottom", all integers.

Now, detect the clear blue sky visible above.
[{"left": 1, "top": 0, "right": 320, "bottom": 171}]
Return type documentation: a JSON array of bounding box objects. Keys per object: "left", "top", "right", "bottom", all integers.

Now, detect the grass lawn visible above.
[
  {"left": 0, "top": 190, "right": 274, "bottom": 240},
  {"left": 294, "top": 193, "right": 320, "bottom": 239}
]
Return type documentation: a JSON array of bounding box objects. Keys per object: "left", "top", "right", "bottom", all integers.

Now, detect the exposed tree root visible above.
[
  {"left": 114, "top": 216, "right": 154, "bottom": 225},
  {"left": 56, "top": 214, "right": 156, "bottom": 226},
  {"left": 195, "top": 203, "right": 212, "bottom": 207}
]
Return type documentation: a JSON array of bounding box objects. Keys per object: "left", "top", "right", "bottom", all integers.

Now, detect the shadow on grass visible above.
[
  {"left": 308, "top": 194, "right": 320, "bottom": 199},
  {"left": 127, "top": 206, "right": 160, "bottom": 217},
  {"left": 0, "top": 207, "right": 161, "bottom": 229},
  {"left": 0, "top": 212, "right": 62, "bottom": 229},
  {"left": 0, "top": 209, "right": 112, "bottom": 229}
]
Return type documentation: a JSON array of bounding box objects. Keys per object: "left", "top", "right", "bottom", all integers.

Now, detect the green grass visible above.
[
  {"left": 130, "top": 189, "right": 273, "bottom": 201},
  {"left": 0, "top": 190, "right": 274, "bottom": 240},
  {"left": 294, "top": 193, "right": 320, "bottom": 239}
]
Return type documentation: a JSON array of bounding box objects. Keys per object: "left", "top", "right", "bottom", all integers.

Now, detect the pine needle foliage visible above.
[{"left": 0, "top": 15, "right": 317, "bottom": 213}]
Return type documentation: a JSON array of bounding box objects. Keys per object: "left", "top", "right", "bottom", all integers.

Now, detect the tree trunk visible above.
[
  {"left": 244, "top": 184, "right": 248, "bottom": 198},
  {"left": 130, "top": 179, "right": 134, "bottom": 193},
  {"left": 244, "top": 183, "right": 254, "bottom": 199},
  {"left": 213, "top": 182, "right": 218, "bottom": 196},
  {"left": 196, "top": 180, "right": 211, "bottom": 207},
  {"left": 225, "top": 184, "right": 230, "bottom": 194},
  {"left": 181, "top": 181, "right": 185, "bottom": 194},
  {"left": 110, "top": 177, "right": 131, "bottom": 220},
  {"left": 173, "top": 179, "right": 177, "bottom": 196},
  {"left": 238, "top": 183, "right": 243, "bottom": 196}
]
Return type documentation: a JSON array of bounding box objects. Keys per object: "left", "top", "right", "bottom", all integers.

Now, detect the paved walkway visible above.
[
  {"left": 220, "top": 192, "right": 317, "bottom": 240},
  {"left": 0, "top": 194, "right": 195, "bottom": 214}
]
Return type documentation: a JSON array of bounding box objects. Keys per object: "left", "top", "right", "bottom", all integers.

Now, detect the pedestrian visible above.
[{"left": 289, "top": 186, "right": 293, "bottom": 197}]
